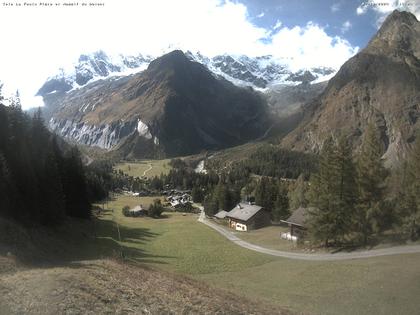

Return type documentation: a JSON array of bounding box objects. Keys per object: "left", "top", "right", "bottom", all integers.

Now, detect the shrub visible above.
[
  {"left": 149, "top": 199, "right": 164, "bottom": 218},
  {"left": 122, "top": 205, "right": 130, "bottom": 217}
]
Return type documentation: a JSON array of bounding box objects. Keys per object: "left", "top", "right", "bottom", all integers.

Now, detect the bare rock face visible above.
[
  {"left": 48, "top": 50, "right": 270, "bottom": 158},
  {"left": 282, "top": 10, "right": 420, "bottom": 166}
]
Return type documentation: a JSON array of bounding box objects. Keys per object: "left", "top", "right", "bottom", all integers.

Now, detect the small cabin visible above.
[
  {"left": 281, "top": 207, "right": 311, "bottom": 241},
  {"left": 226, "top": 203, "right": 270, "bottom": 232},
  {"left": 129, "top": 205, "right": 148, "bottom": 217},
  {"left": 214, "top": 210, "right": 228, "bottom": 220}
]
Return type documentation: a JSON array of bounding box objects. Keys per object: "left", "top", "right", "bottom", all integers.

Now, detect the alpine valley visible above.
[
  {"left": 2, "top": 7, "right": 420, "bottom": 315},
  {"left": 37, "top": 10, "right": 419, "bottom": 164},
  {"left": 37, "top": 49, "right": 333, "bottom": 158}
]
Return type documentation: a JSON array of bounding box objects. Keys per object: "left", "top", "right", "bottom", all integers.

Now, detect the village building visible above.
[
  {"left": 214, "top": 210, "right": 228, "bottom": 220},
  {"left": 281, "top": 207, "right": 311, "bottom": 241},
  {"left": 129, "top": 205, "right": 148, "bottom": 217},
  {"left": 226, "top": 203, "right": 270, "bottom": 232},
  {"left": 166, "top": 192, "right": 192, "bottom": 207}
]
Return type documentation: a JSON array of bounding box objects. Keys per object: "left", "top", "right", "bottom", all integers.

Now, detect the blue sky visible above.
[
  {"left": 0, "top": 0, "right": 418, "bottom": 109},
  {"left": 239, "top": 0, "right": 415, "bottom": 48}
]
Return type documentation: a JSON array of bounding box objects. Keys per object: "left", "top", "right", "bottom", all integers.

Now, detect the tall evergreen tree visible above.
[
  {"left": 307, "top": 137, "right": 338, "bottom": 246},
  {"left": 0, "top": 154, "right": 15, "bottom": 218},
  {"left": 308, "top": 136, "right": 357, "bottom": 245},
  {"left": 255, "top": 177, "right": 277, "bottom": 211},
  {"left": 355, "top": 123, "right": 388, "bottom": 244},
  {"left": 63, "top": 147, "right": 91, "bottom": 219},
  {"left": 288, "top": 173, "right": 309, "bottom": 210},
  {"left": 272, "top": 182, "right": 290, "bottom": 221},
  {"left": 191, "top": 185, "right": 204, "bottom": 203},
  {"left": 401, "top": 138, "right": 420, "bottom": 240}
]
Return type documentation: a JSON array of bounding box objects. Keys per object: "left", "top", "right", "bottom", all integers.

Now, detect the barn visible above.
[
  {"left": 129, "top": 205, "right": 148, "bottom": 217},
  {"left": 226, "top": 203, "right": 270, "bottom": 232},
  {"left": 281, "top": 207, "right": 311, "bottom": 240}
]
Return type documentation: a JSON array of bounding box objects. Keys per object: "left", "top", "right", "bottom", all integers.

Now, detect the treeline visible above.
[
  {"left": 201, "top": 146, "right": 315, "bottom": 219},
  {"left": 307, "top": 124, "right": 420, "bottom": 245},
  {"left": 0, "top": 86, "right": 111, "bottom": 225},
  {"left": 223, "top": 146, "right": 316, "bottom": 180},
  {"left": 202, "top": 175, "right": 292, "bottom": 221}
]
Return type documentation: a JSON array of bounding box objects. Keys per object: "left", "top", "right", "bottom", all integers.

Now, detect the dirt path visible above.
[
  {"left": 198, "top": 210, "right": 420, "bottom": 261},
  {"left": 142, "top": 163, "right": 153, "bottom": 176}
]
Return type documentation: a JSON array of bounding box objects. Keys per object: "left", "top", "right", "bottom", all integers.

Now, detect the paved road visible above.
[{"left": 198, "top": 210, "right": 420, "bottom": 261}]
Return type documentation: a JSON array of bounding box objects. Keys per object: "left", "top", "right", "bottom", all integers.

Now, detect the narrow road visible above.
[
  {"left": 143, "top": 163, "right": 153, "bottom": 177},
  {"left": 197, "top": 210, "right": 420, "bottom": 261}
]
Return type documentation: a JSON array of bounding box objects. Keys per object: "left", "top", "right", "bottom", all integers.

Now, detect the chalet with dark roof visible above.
[
  {"left": 226, "top": 203, "right": 270, "bottom": 231},
  {"left": 281, "top": 207, "right": 312, "bottom": 239}
]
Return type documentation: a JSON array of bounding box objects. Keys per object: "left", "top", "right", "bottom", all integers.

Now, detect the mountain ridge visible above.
[
  {"left": 282, "top": 10, "right": 420, "bottom": 166},
  {"left": 47, "top": 50, "right": 271, "bottom": 157}
]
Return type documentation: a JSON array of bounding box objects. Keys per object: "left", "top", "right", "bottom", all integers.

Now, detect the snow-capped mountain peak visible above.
[
  {"left": 185, "top": 51, "right": 335, "bottom": 89},
  {"left": 37, "top": 50, "right": 336, "bottom": 97},
  {"left": 37, "top": 51, "right": 153, "bottom": 96}
]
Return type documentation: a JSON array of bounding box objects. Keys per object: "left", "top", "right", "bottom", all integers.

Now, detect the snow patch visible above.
[{"left": 137, "top": 119, "right": 152, "bottom": 139}]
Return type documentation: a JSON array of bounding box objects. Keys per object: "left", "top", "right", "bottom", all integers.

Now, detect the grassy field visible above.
[
  {"left": 115, "top": 159, "right": 172, "bottom": 178},
  {"left": 235, "top": 224, "right": 302, "bottom": 251},
  {"left": 94, "top": 194, "right": 420, "bottom": 315},
  {"left": 98, "top": 194, "right": 275, "bottom": 274}
]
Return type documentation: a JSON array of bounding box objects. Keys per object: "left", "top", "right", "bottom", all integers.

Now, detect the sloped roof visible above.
[
  {"left": 214, "top": 210, "right": 228, "bottom": 219},
  {"left": 130, "top": 205, "right": 144, "bottom": 212},
  {"left": 282, "top": 207, "right": 312, "bottom": 227},
  {"left": 226, "top": 204, "right": 263, "bottom": 222}
]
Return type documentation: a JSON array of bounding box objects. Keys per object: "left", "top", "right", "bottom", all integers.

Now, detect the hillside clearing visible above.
[{"left": 115, "top": 159, "right": 171, "bottom": 178}]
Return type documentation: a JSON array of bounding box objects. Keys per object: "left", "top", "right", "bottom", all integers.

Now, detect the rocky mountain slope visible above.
[
  {"left": 266, "top": 81, "right": 328, "bottom": 117},
  {"left": 47, "top": 50, "right": 271, "bottom": 157},
  {"left": 282, "top": 10, "right": 420, "bottom": 166}
]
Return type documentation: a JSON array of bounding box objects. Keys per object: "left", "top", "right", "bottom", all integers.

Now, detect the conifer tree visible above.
[
  {"left": 308, "top": 136, "right": 357, "bottom": 245},
  {"left": 355, "top": 123, "right": 388, "bottom": 244},
  {"left": 255, "top": 177, "right": 277, "bottom": 211},
  {"left": 307, "top": 137, "right": 337, "bottom": 246},
  {"left": 401, "top": 138, "right": 420, "bottom": 240},
  {"left": 288, "top": 173, "right": 309, "bottom": 210},
  {"left": 272, "top": 182, "right": 290, "bottom": 221},
  {"left": 192, "top": 185, "right": 204, "bottom": 203},
  {"left": 0, "top": 154, "right": 15, "bottom": 218}
]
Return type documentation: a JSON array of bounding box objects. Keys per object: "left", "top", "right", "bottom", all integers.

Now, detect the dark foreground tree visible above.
[
  {"left": 400, "top": 138, "right": 420, "bottom": 240},
  {"left": 355, "top": 124, "right": 388, "bottom": 244},
  {"left": 308, "top": 136, "right": 357, "bottom": 246}
]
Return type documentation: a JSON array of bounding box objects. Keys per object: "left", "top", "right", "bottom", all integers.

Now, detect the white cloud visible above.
[
  {"left": 0, "top": 0, "right": 358, "bottom": 109},
  {"left": 356, "top": 5, "right": 368, "bottom": 15},
  {"left": 273, "top": 20, "right": 283, "bottom": 30},
  {"left": 356, "top": 0, "right": 420, "bottom": 27},
  {"left": 331, "top": 3, "right": 341, "bottom": 12},
  {"left": 270, "top": 22, "right": 359, "bottom": 71},
  {"left": 341, "top": 20, "right": 352, "bottom": 33},
  {"left": 256, "top": 12, "right": 265, "bottom": 18}
]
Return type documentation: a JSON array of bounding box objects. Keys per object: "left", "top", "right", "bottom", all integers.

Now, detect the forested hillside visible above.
[{"left": 0, "top": 88, "right": 92, "bottom": 225}]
